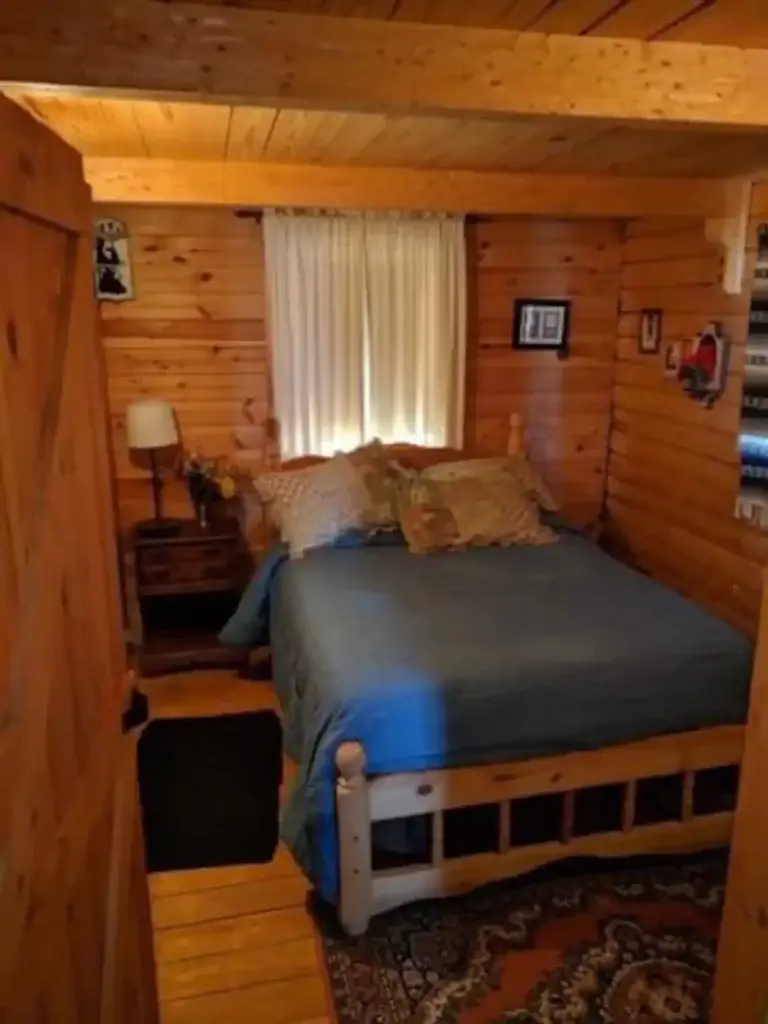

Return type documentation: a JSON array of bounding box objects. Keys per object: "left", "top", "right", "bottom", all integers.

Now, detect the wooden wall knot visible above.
[
  {"left": 6, "top": 319, "right": 18, "bottom": 359},
  {"left": 17, "top": 152, "right": 34, "bottom": 178}
]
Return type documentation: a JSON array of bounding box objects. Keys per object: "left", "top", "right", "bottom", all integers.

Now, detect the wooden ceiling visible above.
[
  {"left": 6, "top": 0, "right": 768, "bottom": 183},
  {"left": 10, "top": 90, "right": 768, "bottom": 179},
  {"left": 156, "top": 0, "right": 768, "bottom": 46}
]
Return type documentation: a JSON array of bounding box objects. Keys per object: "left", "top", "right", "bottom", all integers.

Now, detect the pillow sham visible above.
[
  {"left": 446, "top": 476, "right": 557, "bottom": 549},
  {"left": 399, "top": 473, "right": 557, "bottom": 554},
  {"left": 398, "top": 477, "right": 462, "bottom": 554},
  {"left": 347, "top": 439, "right": 411, "bottom": 530},
  {"left": 422, "top": 455, "right": 559, "bottom": 512},
  {"left": 255, "top": 454, "right": 371, "bottom": 557}
]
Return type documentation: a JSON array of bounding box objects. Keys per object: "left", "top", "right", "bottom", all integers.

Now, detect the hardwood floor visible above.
[{"left": 143, "top": 670, "right": 331, "bottom": 1024}]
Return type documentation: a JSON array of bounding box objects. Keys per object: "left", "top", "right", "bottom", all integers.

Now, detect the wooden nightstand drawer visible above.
[
  {"left": 126, "top": 518, "right": 254, "bottom": 676},
  {"left": 136, "top": 541, "right": 240, "bottom": 589}
]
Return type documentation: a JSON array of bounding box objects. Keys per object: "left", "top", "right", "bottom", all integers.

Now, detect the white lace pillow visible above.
[{"left": 255, "top": 454, "right": 370, "bottom": 557}]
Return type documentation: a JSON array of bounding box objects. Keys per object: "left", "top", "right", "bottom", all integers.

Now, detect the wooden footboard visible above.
[{"left": 335, "top": 726, "right": 744, "bottom": 935}]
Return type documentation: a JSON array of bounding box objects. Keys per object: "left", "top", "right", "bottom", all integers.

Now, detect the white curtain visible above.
[
  {"left": 364, "top": 215, "right": 466, "bottom": 448},
  {"left": 263, "top": 209, "right": 466, "bottom": 457},
  {"left": 263, "top": 211, "right": 366, "bottom": 458}
]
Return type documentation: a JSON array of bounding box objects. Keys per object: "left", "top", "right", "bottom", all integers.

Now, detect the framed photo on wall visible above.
[
  {"left": 94, "top": 216, "right": 135, "bottom": 302},
  {"left": 638, "top": 308, "right": 663, "bottom": 354},
  {"left": 512, "top": 299, "right": 571, "bottom": 355}
]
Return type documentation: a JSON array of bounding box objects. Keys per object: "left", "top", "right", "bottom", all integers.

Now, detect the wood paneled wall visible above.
[
  {"left": 466, "top": 217, "right": 622, "bottom": 527},
  {"left": 101, "top": 207, "right": 622, "bottom": 529},
  {"left": 606, "top": 216, "right": 763, "bottom": 635},
  {"left": 99, "top": 206, "right": 269, "bottom": 526}
]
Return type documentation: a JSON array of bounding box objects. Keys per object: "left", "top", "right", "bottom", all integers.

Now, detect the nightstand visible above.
[{"left": 125, "top": 518, "right": 254, "bottom": 677}]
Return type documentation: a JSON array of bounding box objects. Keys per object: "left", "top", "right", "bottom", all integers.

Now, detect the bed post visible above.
[
  {"left": 507, "top": 412, "right": 525, "bottom": 457},
  {"left": 335, "top": 741, "right": 372, "bottom": 936}
]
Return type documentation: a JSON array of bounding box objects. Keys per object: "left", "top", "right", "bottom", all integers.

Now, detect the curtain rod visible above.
[{"left": 234, "top": 209, "right": 487, "bottom": 223}]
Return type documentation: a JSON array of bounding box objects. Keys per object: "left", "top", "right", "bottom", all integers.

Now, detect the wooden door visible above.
[
  {"left": 711, "top": 566, "right": 768, "bottom": 1024},
  {"left": 0, "top": 97, "right": 158, "bottom": 1022}
]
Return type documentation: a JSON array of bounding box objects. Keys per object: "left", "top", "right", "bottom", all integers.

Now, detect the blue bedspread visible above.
[{"left": 222, "top": 534, "right": 752, "bottom": 903}]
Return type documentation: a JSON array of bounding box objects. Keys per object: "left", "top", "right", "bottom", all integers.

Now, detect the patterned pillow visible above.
[
  {"left": 423, "top": 455, "right": 559, "bottom": 512},
  {"left": 347, "top": 440, "right": 411, "bottom": 530},
  {"left": 255, "top": 454, "right": 370, "bottom": 557},
  {"left": 237, "top": 485, "right": 275, "bottom": 553},
  {"left": 399, "top": 473, "right": 557, "bottom": 554},
  {"left": 444, "top": 476, "right": 557, "bottom": 549},
  {"left": 398, "top": 476, "right": 462, "bottom": 555}
]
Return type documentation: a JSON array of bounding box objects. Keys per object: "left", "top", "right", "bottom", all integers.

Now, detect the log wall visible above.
[
  {"left": 101, "top": 207, "right": 622, "bottom": 530},
  {"left": 606, "top": 215, "right": 761, "bottom": 634}
]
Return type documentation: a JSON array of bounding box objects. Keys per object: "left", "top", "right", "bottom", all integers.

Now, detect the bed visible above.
[{"left": 227, "top": 417, "right": 753, "bottom": 935}]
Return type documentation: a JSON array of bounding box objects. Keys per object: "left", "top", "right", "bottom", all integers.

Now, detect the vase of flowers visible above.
[{"left": 180, "top": 453, "right": 238, "bottom": 527}]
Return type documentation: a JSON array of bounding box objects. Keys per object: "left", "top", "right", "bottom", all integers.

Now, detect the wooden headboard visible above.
[
  {"left": 279, "top": 413, "right": 526, "bottom": 471},
  {"left": 233, "top": 412, "right": 526, "bottom": 551}
]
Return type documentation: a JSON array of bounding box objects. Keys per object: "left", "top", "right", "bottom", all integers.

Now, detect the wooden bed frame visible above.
[
  {"left": 335, "top": 728, "right": 744, "bottom": 935},
  {"left": 278, "top": 414, "right": 746, "bottom": 935}
]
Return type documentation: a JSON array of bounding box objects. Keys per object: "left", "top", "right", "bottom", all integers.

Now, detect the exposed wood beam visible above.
[
  {"left": 3, "top": 3, "right": 768, "bottom": 131},
  {"left": 706, "top": 177, "right": 754, "bottom": 295},
  {"left": 84, "top": 157, "right": 733, "bottom": 218}
]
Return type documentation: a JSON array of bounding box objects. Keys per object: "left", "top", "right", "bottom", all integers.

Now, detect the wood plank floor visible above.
[{"left": 143, "top": 670, "right": 332, "bottom": 1024}]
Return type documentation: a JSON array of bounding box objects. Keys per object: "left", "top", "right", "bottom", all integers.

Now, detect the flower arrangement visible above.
[{"left": 180, "top": 453, "right": 242, "bottom": 527}]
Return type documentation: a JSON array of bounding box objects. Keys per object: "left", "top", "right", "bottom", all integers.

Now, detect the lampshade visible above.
[{"left": 125, "top": 398, "right": 179, "bottom": 450}]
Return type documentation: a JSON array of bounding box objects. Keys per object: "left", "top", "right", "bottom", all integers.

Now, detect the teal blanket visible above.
[{"left": 224, "top": 534, "right": 752, "bottom": 903}]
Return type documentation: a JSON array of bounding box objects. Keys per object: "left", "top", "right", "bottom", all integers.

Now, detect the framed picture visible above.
[
  {"left": 94, "top": 216, "right": 135, "bottom": 302},
  {"left": 638, "top": 308, "right": 663, "bottom": 354},
  {"left": 512, "top": 299, "right": 571, "bottom": 355},
  {"left": 664, "top": 340, "right": 684, "bottom": 378},
  {"left": 678, "top": 321, "right": 729, "bottom": 407}
]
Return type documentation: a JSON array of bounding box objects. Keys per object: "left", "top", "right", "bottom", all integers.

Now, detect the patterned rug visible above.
[{"left": 318, "top": 856, "right": 726, "bottom": 1023}]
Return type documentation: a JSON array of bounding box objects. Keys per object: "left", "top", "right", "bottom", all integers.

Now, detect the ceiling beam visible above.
[
  {"left": 3, "top": 3, "right": 768, "bottom": 131},
  {"left": 84, "top": 157, "right": 732, "bottom": 218}
]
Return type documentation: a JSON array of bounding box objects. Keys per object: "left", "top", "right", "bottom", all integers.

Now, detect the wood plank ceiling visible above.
[
  {"left": 7, "top": 0, "right": 768, "bottom": 178},
  {"left": 154, "top": 0, "right": 768, "bottom": 46},
  {"left": 11, "top": 91, "right": 768, "bottom": 179}
]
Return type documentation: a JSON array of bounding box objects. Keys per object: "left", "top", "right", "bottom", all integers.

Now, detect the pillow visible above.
[
  {"left": 422, "top": 455, "right": 559, "bottom": 512},
  {"left": 237, "top": 484, "right": 276, "bottom": 553},
  {"left": 347, "top": 439, "right": 412, "bottom": 530},
  {"left": 399, "top": 473, "right": 557, "bottom": 554},
  {"left": 255, "top": 454, "right": 371, "bottom": 557},
  {"left": 445, "top": 476, "right": 557, "bottom": 549},
  {"left": 398, "top": 476, "right": 462, "bottom": 554}
]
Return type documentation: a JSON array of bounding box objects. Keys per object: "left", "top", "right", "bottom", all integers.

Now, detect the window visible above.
[{"left": 263, "top": 210, "right": 466, "bottom": 459}]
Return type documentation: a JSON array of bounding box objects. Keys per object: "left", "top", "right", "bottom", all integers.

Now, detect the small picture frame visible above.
[
  {"left": 512, "top": 299, "right": 571, "bottom": 355},
  {"left": 94, "top": 216, "right": 135, "bottom": 302},
  {"left": 664, "top": 340, "right": 684, "bottom": 378},
  {"left": 638, "top": 308, "right": 663, "bottom": 354}
]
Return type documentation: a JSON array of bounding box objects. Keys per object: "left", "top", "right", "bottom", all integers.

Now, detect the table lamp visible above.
[{"left": 125, "top": 398, "right": 179, "bottom": 529}]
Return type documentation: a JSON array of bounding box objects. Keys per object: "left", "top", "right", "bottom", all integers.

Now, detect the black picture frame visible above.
[
  {"left": 638, "top": 308, "right": 663, "bottom": 354},
  {"left": 512, "top": 299, "right": 571, "bottom": 355}
]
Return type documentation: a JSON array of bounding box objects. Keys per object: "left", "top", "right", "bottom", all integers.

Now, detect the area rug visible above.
[
  {"left": 138, "top": 711, "right": 281, "bottom": 872},
  {"left": 318, "top": 856, "right": 726, "bottom": 1023}
]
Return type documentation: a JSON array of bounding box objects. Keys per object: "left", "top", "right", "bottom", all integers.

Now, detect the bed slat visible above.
[
  {"left": 561, "top": 791, "right": 576, "bottom": 843},
  {"left": 682, "top": 770, "right": 696, "bottom": 821},
  {"left": 371, "top": 812, "right": 734, "bottom": 919},
  {"left": 431, "top": 811, "right": 444, "bottom": 866},
  {"left": 498, "top": 800, "right": 511, "bottom": 853},
  {"left": 622, "top": 779, "right": 637, "bottom": 832}
]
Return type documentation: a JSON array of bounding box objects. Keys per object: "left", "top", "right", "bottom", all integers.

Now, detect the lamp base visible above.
[{"left": 135, "top": 518, "right": 184, "bottom": 540}]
